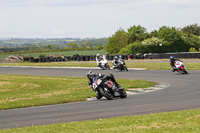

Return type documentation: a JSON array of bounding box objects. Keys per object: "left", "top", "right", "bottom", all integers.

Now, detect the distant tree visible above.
[
  {"left": 29, "top": 46, "right": 36, "bottom": 51},
  {"left": 84, "top": 41, "right": 93, "bottom": 48},
  {"left": 95, "top": 44, "right": 104, "bottom": 50},
  {"left": 118, "top": 42, "right": 145, "bottom": 55},
  {"left": 184, "top": 34, "right": 200, "bottom": 50},
  {"left": 66, "top": 42, "right": 79, "bottom": 49},
  {"left": 182, "top": 23, "right": 200, "bottom": 36},
  {"left": 104, "top": 28, "right": 128, "bottom": 54},
  {"left": 157, "top": 26, "right": 189, "bottom": 52},
  {"left": 47, "top": 45, "right": 52, "bottom": 49},
  {"left": 151, "top": 30, "right": 158, "bottom": 37},
  {"left": 127, "top": 25, "right": 151, "bottom": 44},
  {"left": 189, "top": 47, "right": 197, "bottom": 52}
]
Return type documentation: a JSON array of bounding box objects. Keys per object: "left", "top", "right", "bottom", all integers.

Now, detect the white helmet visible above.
[{"left": 86, "top": 70, "right": 94, "bottom": 79}]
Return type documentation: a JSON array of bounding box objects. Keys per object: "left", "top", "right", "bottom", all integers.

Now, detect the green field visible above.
[
  {"left": 0, "top": 49, "right": 107, "bottom": 60},
  {"left": 0, "top": 74, "right": 156, "bottom": 110}
]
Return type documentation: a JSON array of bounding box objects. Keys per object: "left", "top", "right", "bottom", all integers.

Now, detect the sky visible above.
[{"left": 0, "top": 0, "right": 199, "bottom": 38}]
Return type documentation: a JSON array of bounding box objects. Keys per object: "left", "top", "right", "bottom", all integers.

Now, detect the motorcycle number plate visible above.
[{"left": 93, "top": 83, "right": 98, "bottom": 89}]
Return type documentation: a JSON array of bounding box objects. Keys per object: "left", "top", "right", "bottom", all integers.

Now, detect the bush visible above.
[
  {"left": 39, "top": 54, "right": 46, "bottom": 57},
  {"left": 189, "top": 47, "right": 198, "bottom": 52}
]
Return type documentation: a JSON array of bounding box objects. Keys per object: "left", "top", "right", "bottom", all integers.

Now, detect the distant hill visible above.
[{"left": 0, "top": 37, "right": 108, "bottom": 48}]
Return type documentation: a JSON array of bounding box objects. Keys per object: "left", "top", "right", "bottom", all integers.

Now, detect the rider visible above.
[
  {"left": 170, "top": 56, "right": 182, "bottom": 72},
  {"left": 87, "top": 70, "right": 123, "bottom": 90},
  {"left": 96, "top": 53, "right": 103, "bottom": 67},
  {"left": 112, "top": 56, "right": 119, "bottom": 69}
]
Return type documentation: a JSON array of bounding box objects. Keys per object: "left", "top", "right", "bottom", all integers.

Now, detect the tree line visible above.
[
  {"left": 104, "top": 23, "right": 200, "bottom": 54},
  {"left": 0, "top": 38, "right": 107, "bottom": 53}
]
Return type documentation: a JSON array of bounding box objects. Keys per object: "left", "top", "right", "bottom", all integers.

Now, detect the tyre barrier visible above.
[{"left": 27, "top": 52, "right": 200, "bottom": 62}]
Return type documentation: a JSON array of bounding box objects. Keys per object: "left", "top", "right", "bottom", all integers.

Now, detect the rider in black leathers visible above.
[
  {"left": 170, "top": 56, "right": 182, "bottom": 72},
  {"left": 87, "top": 70, "right": 122, "bottom": 89}
]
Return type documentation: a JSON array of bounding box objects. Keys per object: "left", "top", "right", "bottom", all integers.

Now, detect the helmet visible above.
[
  {"left": 170, "top": 56, "right": 174, "bottom": 60},
  {"left": 86, "top": 70, "right": 94, "bottom": 79},
  {"left": 119, "top": 55, "right": 122, "bottom": 59},
  {"left": 114, "top": 56, "right": 118, "bottom": 60},
  {"left": 96, "top": 53, "right": 100, "bottom": 57}
]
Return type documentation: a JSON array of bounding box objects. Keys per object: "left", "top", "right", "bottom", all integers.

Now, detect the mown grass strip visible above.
[
  {"left": 1, "top": 108, "right": 200, "bottom": 133},
  {"left": 0, "top": 74, "right": 156, "bottom": 110},
  {"left": 0, "top": 61, "right": 200, "bottom": 70}
]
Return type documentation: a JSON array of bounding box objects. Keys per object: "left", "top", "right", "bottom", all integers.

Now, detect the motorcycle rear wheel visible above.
[{"left": 99, "top": 87, "right": 113, "bottom": 100}]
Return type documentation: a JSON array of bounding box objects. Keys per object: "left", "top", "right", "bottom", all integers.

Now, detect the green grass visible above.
[
  {"left": 0, "top": 74, "right": 156, "bottom": 110},
  {"left": 1, "top": 108, "right": 200, "bottom": 133},
  {"left": 1, "top": 61, "right": 200, "bottom": 70},
  {"left": 0, "top": 50, "right": 106, "bottom": 60},
  {"left": 126, "top": 62, "right": 200, "bottom": 70}
]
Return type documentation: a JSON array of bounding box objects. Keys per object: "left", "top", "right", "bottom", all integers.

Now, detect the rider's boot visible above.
[
  {"left": 112, "top": 65, "right": 116, "bottom": 69},
  {"left": 116, "top": 83, "right": 123, "bottom": 90},
  {"left": 172, "top": 67, "right": 177, "bottom": 72}
]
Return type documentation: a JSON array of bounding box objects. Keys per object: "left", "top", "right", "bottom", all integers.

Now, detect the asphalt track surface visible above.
[{"left": 0, "top": 66, "right": 200, "bottom": 129}]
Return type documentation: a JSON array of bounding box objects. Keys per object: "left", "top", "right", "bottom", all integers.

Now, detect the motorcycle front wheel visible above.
[
  {"left": 183, "top": 69, "right": 188, "bottom": 74},
  {"left": 96, "top": 93, "right": 103, "bottom": 99},
  {"left": 124, "top": 66, "right": 128, "bottom": 71},
  {"left": 119, "top": 90, "right": 127, "bottom": 98},
  {"left": 105, "top": 64, "right": 110, "bottom": 70}
]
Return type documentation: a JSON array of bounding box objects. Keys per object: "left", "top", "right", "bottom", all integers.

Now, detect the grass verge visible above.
[
  {"left": 1, "top": 108, "right": 200, "bottom": 133},
  {"left": 0, "top": 61, "right": 200, "bottom": 70},
  {"left": 0, "top": 74, "right": 156, "bottom": 110}
]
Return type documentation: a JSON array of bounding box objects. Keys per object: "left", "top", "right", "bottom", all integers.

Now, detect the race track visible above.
[{"left": 0, "top": 66, "right": 200, "bottom": 129}]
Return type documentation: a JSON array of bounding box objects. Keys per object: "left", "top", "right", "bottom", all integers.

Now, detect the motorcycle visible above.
[
  {"left": 97, "top": 57, "right": 110, "bottom": 70},
  {"left": 88, "top": 74, "right": 127, "bottom": 100},
  {"left": 173, "top": 60, "right": 188, "bottom": 74},
  {"left": 115, "top": 59, "right": 128, "bottom": 71}
]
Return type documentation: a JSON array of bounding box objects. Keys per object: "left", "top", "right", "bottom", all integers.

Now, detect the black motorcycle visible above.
[
  {"left": 116, "top": 59, "right": 128, "bottom": 71},
  {"left": 88, "top": 75, "right": 127, "bottom": 100}
]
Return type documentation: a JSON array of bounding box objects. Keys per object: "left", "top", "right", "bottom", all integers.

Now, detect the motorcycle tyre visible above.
[
  {"left": 96, "top": 93, "right": 103, "bottom": 100},
  {"left": 120, "top": 91, "right": 127, "bottom": 98},
  {"left": 105, "top": 64, "right": 110, "bottom": 70},
  {"left": 124, "top": 66, "right": 128, "bottom": 71},
  {"left": 99, "top": 87, "right": 113, "bottom": 100},
  {"left": 183, "top": 69, "right": 188, "bottom": 74}
]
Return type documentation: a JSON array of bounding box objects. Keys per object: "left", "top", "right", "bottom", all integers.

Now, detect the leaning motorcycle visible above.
[
  {"left": 173, "top": 60, "right": 188, "bottom": 74},
  {"left": 116, "top": 59, "right": 128, "bottom": 71},
  {"left": 98, "top": 57, "right": 110, "bottom": 70},
  {"left": 88, "top": 75, "right": 127, "bottom": 100}
]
